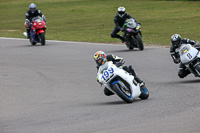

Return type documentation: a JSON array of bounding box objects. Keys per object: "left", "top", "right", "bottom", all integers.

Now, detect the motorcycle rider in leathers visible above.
[
  {"left": 170, "top": 34, "right": 200, "bottom": 78},
  {"left": 111, "top": 7, "right": 140, "bottom": 43},
  {"left": 25, "top": 3, "right": 46, "bottom": 38},
  {"left": 94, "top": 51, "right": 145, "bottom": 96}
]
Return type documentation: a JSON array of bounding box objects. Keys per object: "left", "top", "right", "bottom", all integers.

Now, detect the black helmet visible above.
[
  {"left": 118, "top": 7, "right": 126, "bottom": 17},
  {"left": 171, "top": 34, "right": 182, "bottom": 47}
]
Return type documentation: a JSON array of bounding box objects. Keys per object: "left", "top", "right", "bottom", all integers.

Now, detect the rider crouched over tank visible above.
[
  {"left": 25, "top": 3, "right": 46, "bottom": 38},
  {"left": 111, "top": 7, "right": 140, "bottom": 43},
  {"left": 170, "top": 34, "right": 200, "bottom": 78},
  {"left": 93, "top": 51, "right": 146, "bottom": 96}
]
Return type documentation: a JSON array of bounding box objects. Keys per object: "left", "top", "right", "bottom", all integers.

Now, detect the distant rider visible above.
[
  {"left": 25, "top": 3, "right": 46, "bottom": 38},
  {"left": 111, "top": 7, "right": 140, "bottom": 43},
  {"left": 170, "top": 34, "right": 200, "bottom": 78},
  {"left": 94, "top": 51, "right": 145, "bottom": 96}
]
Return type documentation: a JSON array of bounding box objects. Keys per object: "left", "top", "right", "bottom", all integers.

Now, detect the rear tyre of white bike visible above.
[{"left": 139, "top": 86, "right": 149, "bottom": 99}]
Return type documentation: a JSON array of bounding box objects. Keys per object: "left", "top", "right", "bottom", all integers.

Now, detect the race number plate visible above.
[{"left": 101, "top": 67, "right": 114, "bottom": 81}]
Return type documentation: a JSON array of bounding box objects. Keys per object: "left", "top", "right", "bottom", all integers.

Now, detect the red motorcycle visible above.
[{"left": 24, "top": 16, "right": 46, "bottom": 45}]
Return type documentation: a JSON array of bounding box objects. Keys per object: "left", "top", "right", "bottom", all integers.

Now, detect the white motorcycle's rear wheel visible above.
[{"left": 112, "top": 81, "right": 134, "bottom": 103}]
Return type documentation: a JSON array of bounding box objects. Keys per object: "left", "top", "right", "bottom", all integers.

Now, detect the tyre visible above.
[
  {"left": 129, "top": 46, "right": 134, "bottom": 50},
  {"left": 29, "top": 38, "right": 36, "bottom": 45},
  {"left": 112, "top": 81, "right": 134, "bottom": 103},
  {"left": 125, "top": 41, "right": 134, "bottom": 50},
  {"left": 135, "top": 35, "right": 144, "bottom": 50},
  {"left": 40, "top": 33, "right": 45, "bottom": 45},
  {"left": 139, "top": 86, "right": 149, "bottom": 99},
  {"left": 195, "top": 64, "right": 200, "bottom": 75}
]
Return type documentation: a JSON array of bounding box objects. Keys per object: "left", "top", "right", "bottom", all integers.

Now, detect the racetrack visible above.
[{"left": 0, "top": 37, "right": 200, "bottom": 133}]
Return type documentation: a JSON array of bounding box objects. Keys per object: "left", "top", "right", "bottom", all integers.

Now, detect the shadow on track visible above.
[
  {"left": 164, "top": 79, "right": 200, "bottom": 84},
  {"left": 13, "top": 43, "right": 53, "bottom": 48},
  {"left": 88, "top": 99, "right": 142, "bottom": 106},
  {"left": 179, "top": 79, "right": 200, "bottom": 84},
  {"left": 106, "top": 47, "right": 154, "bottom": 53},
  {"left": 106, "top": 49, "right": 140, "bottom": 53}
]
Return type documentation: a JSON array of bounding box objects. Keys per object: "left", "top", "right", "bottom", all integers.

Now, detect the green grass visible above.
[{"left": 0, "top": 0, "right": 200, "bottom": 45}]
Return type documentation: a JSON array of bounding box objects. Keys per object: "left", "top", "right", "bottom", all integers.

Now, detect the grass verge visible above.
[{"left": 0, "top": 0, "right": 200, "bottom": 45}]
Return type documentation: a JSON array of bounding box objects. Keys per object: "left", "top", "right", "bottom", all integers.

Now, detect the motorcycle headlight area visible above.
[
  {"left": 136, "top": 25, "right": 140, "bottom": 30},
  {"left": 180, "top": 46, "right": 190, "bottom": 55}
]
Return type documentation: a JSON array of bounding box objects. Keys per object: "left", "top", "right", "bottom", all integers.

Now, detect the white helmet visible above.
[
  {"left": 118, "top": 7, "right": 126, "bottom": 17},
  {"left": 29, "top": 3, "right": 36, "bottom": 13}
]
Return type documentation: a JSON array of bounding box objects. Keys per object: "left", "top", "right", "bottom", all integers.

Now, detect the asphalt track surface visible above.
[{"left": 0, "top": 37, "right": 200, "bottom": 133}]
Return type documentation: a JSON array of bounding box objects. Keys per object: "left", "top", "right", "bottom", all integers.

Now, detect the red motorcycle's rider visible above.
[
  {"left": 94, "top": 51, "right": 145, "bottom": 96},
  {"left": 25, "top": 3, "right": 46, "bottom": 38},
  {"left": 170, "top": 34, "right": 200, "bottom": 78},
  {"left": 111, "top": 7, "right": 140, "bottom": 43}
]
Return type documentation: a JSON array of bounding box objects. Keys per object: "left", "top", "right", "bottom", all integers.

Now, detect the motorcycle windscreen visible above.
[
  {"left": 180, "top": 45, "right": 199, "bottom": 64},
  {"left": 124, "top": 18, "right": 137, "bottom": 28},
  {"left": 32, "top": 17, "right": 42, "bottom": 22}
]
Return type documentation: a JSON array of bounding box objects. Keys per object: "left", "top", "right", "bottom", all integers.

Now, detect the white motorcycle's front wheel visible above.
[{"left": 112, "top": 81, "right": 134, "bottom": 103}]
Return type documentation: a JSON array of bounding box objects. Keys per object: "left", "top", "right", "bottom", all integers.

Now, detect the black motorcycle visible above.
[{"left": 122, "top": 18, "right": 144, "bottom": 50}]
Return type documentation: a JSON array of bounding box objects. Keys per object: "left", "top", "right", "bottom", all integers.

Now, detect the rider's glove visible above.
[
  {"left": 97, "top": 78, "right": 100, "bottom": 83},
  {"left": 137, "top": 22, "right": 141, "bottom": 26},
  {"left": 97, "top": 78, "right": 102, "bottom": 86},
  {"left": 42, "top": 15, "right": 47, "bottom": 23},
  {"left": 97, "top": 78, "right": 99, "bottom": 83},
  {"left": 120, "top": 27, "right": 125, "bottom": 31},
  {"left": 115, "top": 62, "right": 123, "bottom": 67},
  {"left": 25, "top": 19, "right": 29, "bottom": 23},
  {"left": 194, "top": 41, "right": 200, "bottom": 48},
  {"left": 174, "top": 57, "right": 180, "bottom": 64}
]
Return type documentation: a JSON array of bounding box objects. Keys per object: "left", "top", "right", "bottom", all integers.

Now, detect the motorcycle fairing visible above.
[
  {"left": 98, "top": 61, "right": 141, "bottom": 99},
  {"left": 30, "top": 30, "right": 39, "bottom": 42},
  {"left": 180, "top": 44, "right": 199, "bottom": 64}
]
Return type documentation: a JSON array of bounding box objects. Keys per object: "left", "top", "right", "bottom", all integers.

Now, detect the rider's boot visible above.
[
  {"left": 104, "top": 87, "right": 114, "bottom": 96},
  {"left": 128, "top": 66, "right": 145, "bottom": 88},
  {"left": 135, "top": 76, "right": 145, "bottom": 88},
  {"left": 119, "top": 36, "right": 126, "bottom": 43}
]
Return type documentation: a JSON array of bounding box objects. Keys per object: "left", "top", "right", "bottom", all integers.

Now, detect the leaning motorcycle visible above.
[
  {"left": 178, "top": 44, "right": 200, "bottom": 77},
  {"left": 24, "top": 16, "right": 46, "bottom": 45},
  {"left": 97, "top": 61, "right": 149, "bottom": 103},
  {"left": 122, "top": 18, "right": 144, "bottom": 50}
]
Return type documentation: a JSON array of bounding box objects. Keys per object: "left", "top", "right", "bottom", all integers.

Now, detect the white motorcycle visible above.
[
  {"left": 178, "top": 44, "right": 200, "bottom": 77},
  {"left": 97, "top": 61, "right": 149, "bottom": 103}
]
